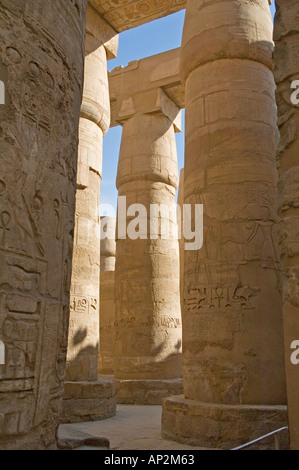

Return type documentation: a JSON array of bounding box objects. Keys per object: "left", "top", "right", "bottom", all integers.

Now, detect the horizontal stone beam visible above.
[
  {"left": 89, "top": 0, "right": 187, "bottom": 33},
  {"left": 109, "top": 48, "right": 184, "bottom": 128}
]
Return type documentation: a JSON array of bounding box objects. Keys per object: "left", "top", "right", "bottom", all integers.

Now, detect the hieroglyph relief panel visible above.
[{"left": 0, "top": 0, "right": 87, "bottom": 446}]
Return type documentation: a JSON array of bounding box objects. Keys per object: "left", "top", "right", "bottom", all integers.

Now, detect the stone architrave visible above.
[
  {"left": 0, "top": 0, "right": 87, "bottom": 450},
  {"left": 61, "top": 6, "right": 117, "bottom": 424},
  {"left": 89, "top": 0, "right": 187, "bottom": 32},
  {"left": 162, "top": 0, "right": 288, "bottom": 449},
  {"left": 98, "top": 216, "right": 116, "bottom": 375},
  {"left": 274, "top": 0, "right": 299, "bottom": 451}
]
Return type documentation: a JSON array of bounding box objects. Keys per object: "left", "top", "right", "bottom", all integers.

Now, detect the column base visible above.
[
  {"left": 61, "top": 378, "right": 116, "bottom": 424},
  {"left": 162, "top": 395, "right": 289, "bottom": 450},
  {"left": 116, "top": 378, "right": 183, "bottom": 405},
  {"left": 57, "top": 427, "right": 110, "bottom": 450}
]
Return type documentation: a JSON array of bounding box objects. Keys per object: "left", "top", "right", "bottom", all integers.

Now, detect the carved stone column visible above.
[
  {"left": 61, "top": 7, "right": 118, "bottom": 424},
  {"left": 274, "top": 0, "right": 299, "bottom": 451},
  {"left": 0, "top": 0, "right": 87, "bottom": 450},
  {"left": 178, "top": 169, "right": 184, "bottom": 314},
  {"left": 113, "top": 95, "right": 183, "bottom": 404},
  {"left": 162, "top": 0, "right": 288, "bottom": 449},
  {"left": 98, "top": 216, "right": 116, "bottom": 375}
]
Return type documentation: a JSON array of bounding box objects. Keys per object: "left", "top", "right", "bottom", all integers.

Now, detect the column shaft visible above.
[
  {"left": 162, "top": 0, "right": 288, "bottom": 449},
  {"left": 62, "top": 41, "right": 116, "bottom": 423},
  {"left": 0, "top": 0, "right": 87, "bottom": 449},
  {"left": 178, "top": 169, "right": 185, "bottom": 315},
  {"left": 114, "top": 112, "right": 183, "bottom": 404}
]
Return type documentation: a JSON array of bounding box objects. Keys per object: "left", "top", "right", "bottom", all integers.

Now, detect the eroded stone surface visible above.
[
  {"left": 116, "top": 379, "right": 183, "bottom": 405},
  {"left": 58, "top": 427, "right": 109, "bottom": 450},
  {"left": 162, "top": 396, "right": 289, "bottom": 450},
  {"left": 0, "top": 0, "right": 87, "bottom": 450}
]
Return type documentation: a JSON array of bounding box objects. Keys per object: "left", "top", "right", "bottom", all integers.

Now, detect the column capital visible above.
[
  {"left": 81, "top": 42, "right": 111, "bottom": 136},
  {"left": 109, "top": 48, "right": 184, "bottom": 131},
  {"left": 117, "top": 88, "right": 182, "bottom": 133},
  {"left": 180, "top": 0, "right": 274, "bottom": 84},
  {"left": 86, "top": 4, "right": 119, "bottom": 59},
  {"left": 82, "top": 5, "right": 118, "bottom": 136}
]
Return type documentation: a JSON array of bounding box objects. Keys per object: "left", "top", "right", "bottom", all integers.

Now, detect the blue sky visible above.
[{"left": 101, "top": 1, "right": 276, "bottom": 215}]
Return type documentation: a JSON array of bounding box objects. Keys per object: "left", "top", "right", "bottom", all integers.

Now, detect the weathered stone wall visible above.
[
  {"left": 274, "top": 0, "right": 299, "bottom": 451},
  {"left": 0, "top": 0, "right": 87, "bottom": 449}
]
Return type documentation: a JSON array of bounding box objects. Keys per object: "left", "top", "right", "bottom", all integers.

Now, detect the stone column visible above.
[
  {"left": 61, "top": 8, "right": 118, "bottom": 424},
  {"left": 0, "top": 0, "right": 87, "bottom": 450},
  {"left": 98, "top": 216, "right": 116, "bottom": 375},
  {"left": 178, "top": 169, "right": 184, "bottom": 314},
  {"left": 274, "top": 0, "right": 299, "bottom": 450},
  {"left": 114, "top": 102, "right": 183, "bottom": 404},
  {"left": 162, "top": 0, "right": 288, "bottom": 449}
]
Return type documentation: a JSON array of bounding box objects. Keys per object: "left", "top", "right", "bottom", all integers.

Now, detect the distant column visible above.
[
  {"left": 162, "top": 0, "right": 288, "bottom": 449},
  {"left": 99, "top": 217, "right": 116, "bottom": 375},
  {"left": 274, "top": 0, "right": 299, "bottom": 451},
  {"left": 177, "top": 169, "right": 184, "bottom": 314},
  {"left": 114, "top": 107, "right": 183, "bottom": 404}
]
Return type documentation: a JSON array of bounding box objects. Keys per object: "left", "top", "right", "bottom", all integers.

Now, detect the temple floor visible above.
[{"left": 58, "top": 405, "right": 206, "bottom": 450}]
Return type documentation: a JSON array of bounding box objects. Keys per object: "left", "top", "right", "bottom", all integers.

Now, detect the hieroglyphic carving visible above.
[
  {"left": 70, "top": 295, "right": 98, "bottom": 314},
  {"left": 186, "top": 285, "right": 260, "bottom": 313},
  {"left": 0, "top": 0, "right": 87, "bottom": 448},
  {"left": 115, "top": 313, "right": 181, "bottom": 330},
  {"left": 90, "top": 0, "right": 186, "bottom": 32}
]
